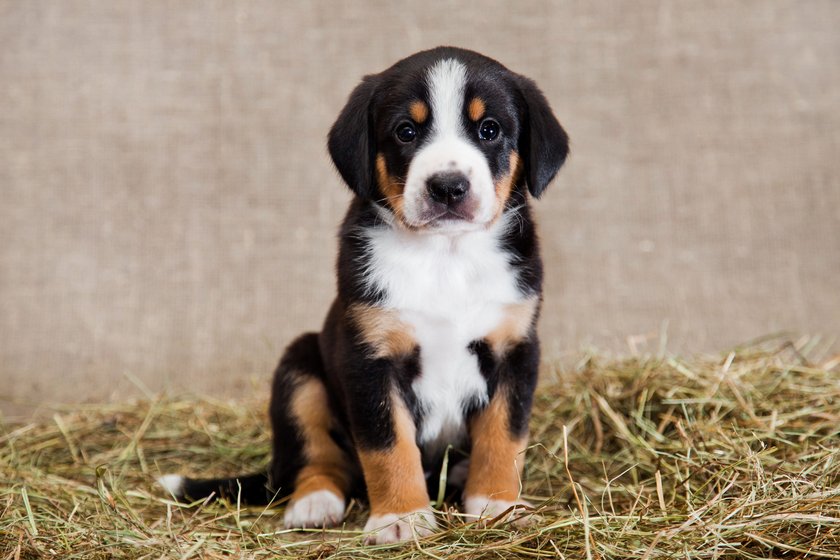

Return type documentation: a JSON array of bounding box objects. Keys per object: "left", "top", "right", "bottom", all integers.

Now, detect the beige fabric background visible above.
[{"left": 2, "top": 1, "right": 839, "bottom": 416}]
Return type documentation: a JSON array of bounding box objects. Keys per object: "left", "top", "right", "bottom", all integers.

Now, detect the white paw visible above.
[
  {"left": 464, "top": 495, "right": 533, "bottom": 526},
  {"left": 363, "top": 508, "right": 437, "bottom": 544},
  {"left": 283, "top": 489, "right": 346, "bottom": 529}
]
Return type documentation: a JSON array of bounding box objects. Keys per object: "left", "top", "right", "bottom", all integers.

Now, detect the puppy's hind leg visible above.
[{"left": 270, "top": 333, "right": 356, "bottom": 529}]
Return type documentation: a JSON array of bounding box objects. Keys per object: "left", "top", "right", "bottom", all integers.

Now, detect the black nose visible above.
[{"left": 426, "top": 172, "right": 470, "bottom": 205}]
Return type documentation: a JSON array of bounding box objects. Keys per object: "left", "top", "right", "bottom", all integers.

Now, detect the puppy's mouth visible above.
[
  {"left": 410, "top": 203, "right": 478, "bottom": 229},
  {"left": 429, "top": 207, "right": 473, "bottom": 222}
]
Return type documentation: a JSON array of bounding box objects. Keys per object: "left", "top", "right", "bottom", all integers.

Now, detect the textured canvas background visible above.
[{"left": 2, "top": 1, "right": 839, "bottom": 416}]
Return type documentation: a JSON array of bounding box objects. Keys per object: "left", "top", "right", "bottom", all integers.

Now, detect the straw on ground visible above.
[{"left": 1, "top": 337, "right": 839, "bottom": 559}]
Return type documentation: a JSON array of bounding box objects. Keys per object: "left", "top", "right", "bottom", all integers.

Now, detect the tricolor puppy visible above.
[{"left": 159, "top": 46, "right": 569, "bottom": 544}]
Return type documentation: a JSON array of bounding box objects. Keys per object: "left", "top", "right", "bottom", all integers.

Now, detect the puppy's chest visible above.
[{"left": 364, "top": 228, "right": 523, "bottom": 454}]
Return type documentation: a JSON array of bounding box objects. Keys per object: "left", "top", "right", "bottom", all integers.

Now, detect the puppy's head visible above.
[{"left": 328, "top": 47, "right": 569, "bottom": 233}]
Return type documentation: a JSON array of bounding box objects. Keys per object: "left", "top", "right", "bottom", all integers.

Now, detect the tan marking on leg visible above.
[
  {"left": 376, "top": 153, "right": 407, "bottom": 222},
  {"left": 290, "top": 378, "right": 353, "bottom": 501},
  {"left": 348, "top": 303, "right": 416, "bottom": 358},
  {"left": 409, "top": 100, "right": 429, "bottom": 124},
  {"left": 465, "top": 390, "right": 528, "bottom": 503},
  {"left": 358, "top": 394, "right": 429, "bottom": 515},
  {"left": 468, "top": 97, "right": 486, "bottom": 122},
  {"left": 485, "top": 296, "right": 539, "bottom": 356},
  {"left": 493, "top": 151, "right": 522, "bottom": 220}
]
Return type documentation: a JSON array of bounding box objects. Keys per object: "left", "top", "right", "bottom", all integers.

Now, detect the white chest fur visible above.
[{"left": 362, "top": 218, "right": 524, "bottom": 457}]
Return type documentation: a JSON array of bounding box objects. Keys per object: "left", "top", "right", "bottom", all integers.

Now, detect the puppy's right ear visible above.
[{"left": 328, "top": 75, "right": 379, "bottom": 199}]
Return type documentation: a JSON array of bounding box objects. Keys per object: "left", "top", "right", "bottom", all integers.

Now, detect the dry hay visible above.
[{"left": 1, "top": 337, "right": 839, "bottom": 559}]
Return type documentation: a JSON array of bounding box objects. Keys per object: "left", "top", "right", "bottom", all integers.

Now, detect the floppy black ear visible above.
[
  {"left": 328, "top": 75, "right": 379, "bottom": 199},
  {"left": 517, "top": 76, "right": 569, "bottom": 198}
]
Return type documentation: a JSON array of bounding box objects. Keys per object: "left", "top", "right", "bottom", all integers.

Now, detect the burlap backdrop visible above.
[{"left": 2, "top": 1, "right": 838, "bottom": 416}]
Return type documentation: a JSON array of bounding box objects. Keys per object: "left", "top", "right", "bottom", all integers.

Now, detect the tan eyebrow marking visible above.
[
  {"left": 409, "top": 100, "right": 429, "bottom": 123},
  {"left": 468, "top": 97, "right": 486, "bottom": 121}
]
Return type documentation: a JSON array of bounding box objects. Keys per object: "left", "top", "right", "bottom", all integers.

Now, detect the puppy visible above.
[{"left": 159, "top": 46, "right": 569, "bottom": 544}]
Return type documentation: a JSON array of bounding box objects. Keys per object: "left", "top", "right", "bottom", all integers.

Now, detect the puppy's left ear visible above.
[
  {"left": 328, "top": 75, "right": 379, "bottom": 199},
  {"left": 517, "top": 76, "right": 569, "bottom": 198}
]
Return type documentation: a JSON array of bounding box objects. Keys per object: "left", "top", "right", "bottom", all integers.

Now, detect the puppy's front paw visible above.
[
  {"left": 284, "top": 489, "right": 346, "bottom": 529},
  {"left": 363, "top": 508, "right": 437, "bottom": 544},
  {"left": 464, "top": 495, "right": 533, "bottom": 527}
]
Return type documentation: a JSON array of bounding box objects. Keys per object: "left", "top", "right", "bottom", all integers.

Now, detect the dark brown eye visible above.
[
  {"left": 478, "top": 119, "right": 500, "bottom": 141},
  {"left": 395, "top": 123, "right": 417, "bottom": 143}
]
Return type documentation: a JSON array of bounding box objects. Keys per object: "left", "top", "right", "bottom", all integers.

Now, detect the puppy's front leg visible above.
[
  {"left": 346, "top": 363, "right": 435, "bottom": 544},
  {"left": 463, "top": 388, "right": 530, "bottom": 523},
  {"left": 464, "top": 340, "right": 539, "bottom": 524}
]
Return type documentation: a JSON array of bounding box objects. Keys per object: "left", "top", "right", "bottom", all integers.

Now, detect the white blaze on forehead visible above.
[{"left": 426, "top": 58, "right": 468, "bottom": 139}]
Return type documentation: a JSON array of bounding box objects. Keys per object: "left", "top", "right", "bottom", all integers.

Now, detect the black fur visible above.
[
  {"left": 327, "top": 77, "right": 379, "bottom": 199},
  {"left": 499, "top": 187, "right": 544, "bottom": 295},
  {"left": 175, "top": 472, "right": 269, "bottom": 504},
  {"left": 516, "top": 75, "right": 570, "bottom": 198}
]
